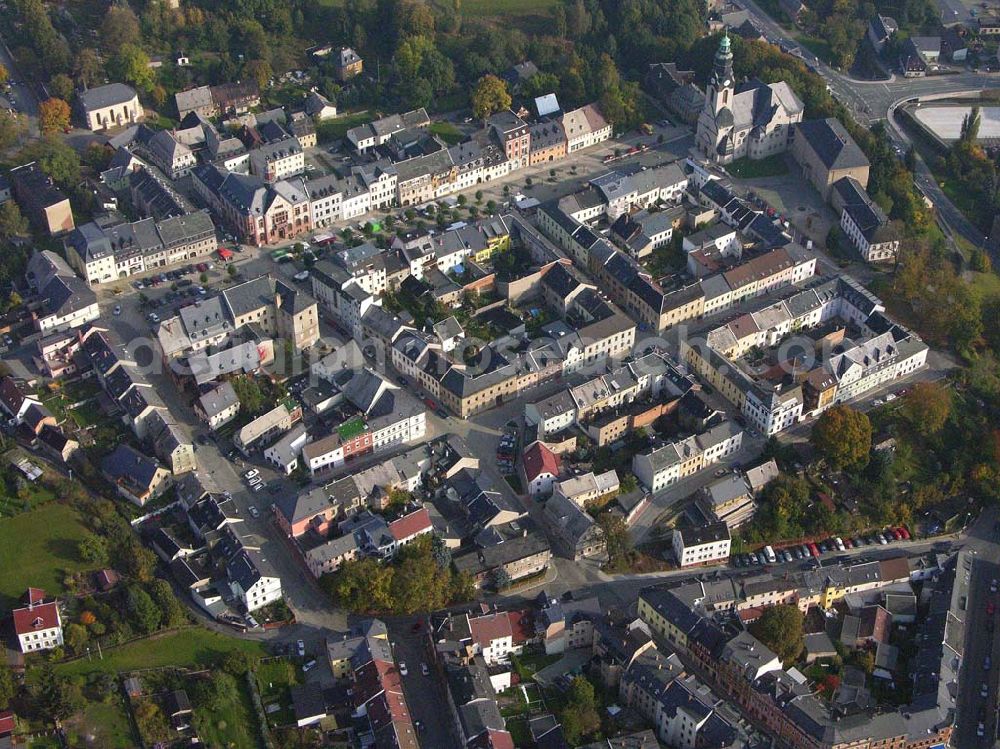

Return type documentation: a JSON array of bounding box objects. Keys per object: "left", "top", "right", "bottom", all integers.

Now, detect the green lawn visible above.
[
  {"left": 0, "top": 502, "right": 92, "bottom": 614},
  {"left": 56, "top": 629, "right": 267, "bottom": 678},
  {"left": 449, "top": 0, "right": 559, "bottom": 16},
  {"left": 256, "top": 658, "right": 301, "bottom": 728},
  {"left": 429, "top": 121, "right": 464, "bottom": 145},
  {"left": 727, "top": 154, "right": 790, "bottom": 179},
  {"left": 512, "top": 652, "right": 561, "bottom": 680},
  {"left": 63, "top": 701, "right": 135, "bottom": 748},
  {"left": 316, "top": 112, "right": 372, "bottom": 143},
  {"left": 193, "top": 675, "right": 263, "bottom": 749}
]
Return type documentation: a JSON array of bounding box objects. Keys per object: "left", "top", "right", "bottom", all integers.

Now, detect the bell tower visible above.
[{"left": 706, "top": 32, "right": 734, "bottom": 116}]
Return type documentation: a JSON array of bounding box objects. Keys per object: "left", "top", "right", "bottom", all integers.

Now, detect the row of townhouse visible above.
[
  {"left": 193, "top": 103, "right": 610, "bottom": 246},
  {"left": 681, "top": 275, "right": 928, "bottom": 436},
  {"left": 155, "top": 274, "right": 320, "bottom": 370},
  {"left": 308, "top": 216, "right": 510, "bottom": 339},
  {"left": 278, "top": 437, "right": 473, "bottom": 576},
  {"left": 525, "top": 351, "right": 696, "bottom": 439},
  {"left": 64, "top": 209, "right": 217, "bottom": 286},
  {"left": 298, "top": 366, "right": 427, "bottom": 475},
  {"left": 632, "top": 419, "right": 744, "bottom": 493},
  {"left": 619, "top": 643, "right": 744, "bottom": 749},
  {"left": 24, "top": 250, "right": 100, "bottom": 336},
  {"left": 79, "top": 325, "right": 195, "bottom": 466},
  {"left": 636, "top": 555, "right": 958, "bottom": 749}
]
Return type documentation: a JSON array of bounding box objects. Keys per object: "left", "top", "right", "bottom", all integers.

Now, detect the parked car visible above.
[
  {"left": 248, "top": 506, "right": 260, "bottom": 518},
  {"left": 248, "top": 476, "right": 262, "bottom": 487},
  {"left": 113, "top": 305, "right": 122, "bottom": 316},
  {"left": 303, "top": 659, "right": 317, "bottom": 673},
  {"left": 421, "top": 663, "right": 429, "bottom": 676},
  {"left": 992, "top": 578, "right": 998, "bottom": 594},
  {"left": 399, "top": 662, "right": 408, "bottom": 676},
  {"left": 245, "top": 469, "right": 259, "bottom": 479},
  {"left": 296, "top": 640, "right": 305, "bottom": 657}
]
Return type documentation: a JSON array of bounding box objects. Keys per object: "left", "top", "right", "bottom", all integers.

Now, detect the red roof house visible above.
[
  {"left": 12, "top": 588, "right": 63, "bottom": 653},
  {"left": 388, "top": 506, "right": 432, "bottom": 546},
  {"left": 522, "top": 441, "right": 561, "bottom": 497}
]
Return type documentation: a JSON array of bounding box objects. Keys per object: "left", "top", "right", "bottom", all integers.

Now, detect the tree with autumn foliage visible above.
[
  {"left": 470, "top": 74, "right": 511, "bottom": 122},
  {"left": 38, "top": 98, "right": 71, "bottom": 134},
  {"left": 811, "top": 405, "right": 872, "bottom": 471}
]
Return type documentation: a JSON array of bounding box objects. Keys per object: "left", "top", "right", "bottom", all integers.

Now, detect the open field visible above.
[
  {"left": 55, "top": 629, "right": 268, "bottom": 678},
  {"left": 63, "top": 701, "right": 135, "bottom": 749},
  {"left": 193, "top": 676, "right": 263, "bottom": 748},
  {"left": 0, "top": 502, "right": 91, "bottom": 614}
]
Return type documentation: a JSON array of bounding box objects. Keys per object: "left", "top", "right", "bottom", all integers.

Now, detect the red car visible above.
[
  {"left": 843, "top": 538, "right": 853, "bottom": 549},
  {"left": 896, "top": 526, "right": 910, "bottom": 540},
  {"left": 808, "top": 543, "right": 820, "bottom": 558},
  {"left": 989, "top": 602, "right": 995, "bottom": 617},
  {"left": 424, "top": 398, "right": 437, "bottom": 410}
]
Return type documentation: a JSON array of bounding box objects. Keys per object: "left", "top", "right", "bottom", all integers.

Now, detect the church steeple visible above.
[{"left": 707, "top": 31, "right": 734, "bottom": 115}]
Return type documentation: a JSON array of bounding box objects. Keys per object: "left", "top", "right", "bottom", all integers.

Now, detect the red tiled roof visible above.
[
  {"left": 469, "top": 728, "right": 516, "bottom": 749},
  {"left": 469, "top": 611, "right": 513, "bottom": 648},
  {"left": 26, "top": 587, "right": 45, "bottom": 605},
  {"left": 0, "top": 710, "right": 14, "bottom": 735},
  {"left": 878, "top": 556, "right": 910, "bottom": 583},
  {"left": 388, "top": 507, "right": 432, "bottom": 542},
  {"left": 507, "top": 609, "right": 533, "bottom": 645},
  {"left": 523, "top": 442, "right": 560, "bottom": 483},
  {"left": 12, "top": 600, "right": 60, "bottom": 636}
]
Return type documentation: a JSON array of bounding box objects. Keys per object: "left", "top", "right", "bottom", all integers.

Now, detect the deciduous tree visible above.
[
  {"left": 100, "top": 6, "right": 141, "bottom": 52},
  {"left": 108, "top": 44, "right": 155, "bottom": 93},
  {"left": 811, "top": 405, "right": 871, "bottom": 471},
  {"left": 470, "top": 74, "right": 511, "bottom": 121},
  {"left": 0, "top": 110, "right": 27, "bottom": 151},
  {"left": 0, "top": 202, "right": 28, "bottom": 239},
  {"left": 126, "top": 584, "right": 162, "bottom": 634},
  {"left": 39, "top": 98, "right": 71, "bottom": 135},
  {"left": 749, "top": 604, "right": 804, "bottom": 664},
  {"left": 900, "top": 381, "right": 951, "bottom": 436},
  {"left": 560, "top": 677, "right": 601, "bottom": 744}
]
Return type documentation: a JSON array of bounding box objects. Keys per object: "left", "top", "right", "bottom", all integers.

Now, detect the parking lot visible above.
[{"left": 733, "top": 527, "right": 915, "bottom": 569}]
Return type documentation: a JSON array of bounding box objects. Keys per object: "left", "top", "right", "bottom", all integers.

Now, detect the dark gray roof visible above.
[
  {"left": 101, "top": 444, "right": 161, "bottom": 487},
  {"left": 795, "top": 118, "right": 869, "bottom": 172},
  {"left": 223, "top": 275, "right": 274, "bottom": 318},
  {"left": 79, "top": 83, "right": 137, "bottom": 112}
]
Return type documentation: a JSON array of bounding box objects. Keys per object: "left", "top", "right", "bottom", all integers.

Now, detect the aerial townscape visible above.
[{"left": 0, "top": 0, "right": 999, "bottom": 745}]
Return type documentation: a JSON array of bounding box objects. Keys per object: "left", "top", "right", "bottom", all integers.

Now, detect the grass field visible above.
[
  {"left": 727, "top": 154, "right": 790, "bottom": 179},
  {"left": 444, "top": 0, "right": 559, "bottom": 16},
  {"left": 429, "top": 121, "right": 464, "bottom": 145},
  {"left": 63, "top": 701, "right": 135, "bottom": 748},
  {"left": 316, "top": 112, "right": 371, "bottom": 143},
  {"left": 256, "top": 658, "right": 301, "bottom": 728},
  {"left": 0, "top": 502, "right": 92, "bottom": 614},
  {"left": 193, "top": 676, "right": 263, "bottom": 748},
  {"left": 56, "top": 629, "right": 267, "bottom": 678}
]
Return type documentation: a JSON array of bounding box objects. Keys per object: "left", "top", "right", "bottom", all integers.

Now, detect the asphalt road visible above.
[
  {"left": 388, "top": 621, "right": 458, "bottom": 748},
  {"left": 0, "top": 31, "right": 38, "bottom": 137},
  {"left": 955, "top": 554, "right": 998, "bottom": 748}
]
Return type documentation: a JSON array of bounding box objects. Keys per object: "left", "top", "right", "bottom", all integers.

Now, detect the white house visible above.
[
  {"left": 227, "top": 549, "right": 282, "bottom": 612},
  {"left": 13, "top": 588, "right": 64, "bottom": 653},
  {"left": 264, "top": 424, "right": 310, "bottom": 475},
  {"left": 672, "top": 522, "right": 731, "bottom": 567},
  {"left": 523, "top": 441, "right": 560, "bottom": 497}
]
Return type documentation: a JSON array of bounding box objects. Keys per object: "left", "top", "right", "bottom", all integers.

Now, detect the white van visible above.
[{"left": 763, "top": 545, "right": 777, "bottom": 564}]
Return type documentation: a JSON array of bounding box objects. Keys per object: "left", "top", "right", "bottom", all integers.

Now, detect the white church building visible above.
[{"left": 695, "top": 34, "right": 804, "bottom": 164}]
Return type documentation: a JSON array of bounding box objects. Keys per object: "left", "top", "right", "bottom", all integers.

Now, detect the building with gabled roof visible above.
[
  {"left": 12, "top": 587, "right": 63, "bottom": 653},
  {"left": 791, "top": 118, "right": 870, "bottom": 200},
  {"left": 696, "top": 35, "right": 803, "bottom": 164}
]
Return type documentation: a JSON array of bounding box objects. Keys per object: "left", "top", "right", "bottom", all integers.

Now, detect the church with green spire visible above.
[{"left": 695, "top": 32, "right": 804, "bottom": 164}]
